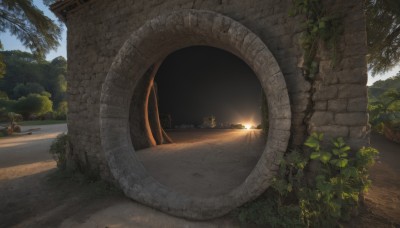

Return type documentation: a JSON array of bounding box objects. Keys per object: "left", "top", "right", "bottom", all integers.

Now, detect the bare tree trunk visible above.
[
  {"left": 162, "top": 128, "right": 173, "bottom": 144},
  {"left": 129, "top": 61, "right": 173, "bottom": 150},
  {"left": 129, "top": 65, "right": 159, "bottom": 150},
  {"left": 148, "top": 83, "right": 163, "bottom": 145}
]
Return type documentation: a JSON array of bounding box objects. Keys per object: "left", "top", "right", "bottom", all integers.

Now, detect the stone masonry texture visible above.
[{"left": 62, "top": 0, "right": 369, "bottom": 219}]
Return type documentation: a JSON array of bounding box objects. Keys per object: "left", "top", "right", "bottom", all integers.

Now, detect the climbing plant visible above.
[
  {"left": 237, "top": 133, "right": 379, "bottom": 227},
  {"left": 289, "top": 0, "right": 343, "bottom": 80}
]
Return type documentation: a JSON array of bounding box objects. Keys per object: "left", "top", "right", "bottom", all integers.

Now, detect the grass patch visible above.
[{"left": 18, "top": 120, "right": 66, "bottom": 126}]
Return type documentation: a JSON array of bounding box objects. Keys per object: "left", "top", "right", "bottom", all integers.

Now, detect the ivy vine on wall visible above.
[{"left": 289, "top": 0, "right": 344, "bottom": 80}]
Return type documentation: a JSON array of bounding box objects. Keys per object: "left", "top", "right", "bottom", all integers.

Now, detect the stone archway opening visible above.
[
  {"left": 100, "top": 10, "right": 291, "bottom": 219},
  {"left": 133, "top": 45, "right": 268, "bottom": 198}
]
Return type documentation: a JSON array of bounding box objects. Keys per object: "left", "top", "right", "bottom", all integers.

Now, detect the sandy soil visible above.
[
  {"left": 0, "top": 125, "right": 399, "bottom": 227},
  {"left": 138, "top": 129, "right": 265, "bottom": 197}
]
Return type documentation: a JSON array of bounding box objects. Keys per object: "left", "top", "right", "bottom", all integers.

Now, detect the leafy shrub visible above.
[
  {"left": 12, "top": 82, "right": 45, "bottom": 99},
  {"left": 54, "top": 101, "right": 67, "bottom": 120},
  {"left": 0, "top": 98, "right": 16, "bottom": 113},
  {"left": 13, "top": 93, "right": 53, "bottom": 119},
  {"left": 49, "top": 133, "right": 68, "bottom": 169},
  {"left": 237, "top": 133, "right": 379, "bottom": 227}
]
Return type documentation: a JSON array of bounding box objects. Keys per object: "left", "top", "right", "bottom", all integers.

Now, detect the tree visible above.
[
  {"left": 13, "top": 82, "right": 45, "bottom": 98},
  {"left": 0, "top": 51, "right": 46, "bottom": 96},
  {"left": 0, "top": 42, "right": 5, "bottom": 78},
  {"left": 0, "top": 51, "right": 67, "bottom": 107},
  {"left": 366, "top": 0, "right": 400, "bottom": 75},
  {"left": 44, "top": 56, "right": 67, "bottom": 108},
  {"left": 13, "top": 93, "right": 53, "bottom": 118},
  {"left": 0, "top": 0, "right": 61, "bottom": 58}
]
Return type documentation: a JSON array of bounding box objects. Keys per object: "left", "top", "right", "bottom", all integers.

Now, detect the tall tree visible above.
[
  {"left": 366, "top": 0, "right": 400, "bottom": 75},
  {"left": 0, "top": 42, "right": 5, "bottom": 78},
  {"left": 0, "top": 0, "right": 61, "bottom": 77}
]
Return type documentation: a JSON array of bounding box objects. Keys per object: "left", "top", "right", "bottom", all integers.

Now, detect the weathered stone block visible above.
[
  {"left": 328, "top": 99, "right": 347, "bottom": 112},
  {"left": 347, "top": 97, "right": 367, "bottom": 112},
  {"left": 349, "top": 126, "right": 368, "bottom": 138},
  {"left": 338, "top": 84, "right": 367, "bottom": 98},
  {"left": 309, "top": 125, "right": 349, "bottom": 138},
  {"left": 314, "top": 101, "right": 327, "bottom": 111},
  {"left": 336, "top": 67, "right": 367, "bottom": 84},
  {"left": 335, "top": 113, "right": 368, "bottom": 126},
  {"left": 310, "top": 111, "right": 334, "bottom": 126},
  {"left": 313, "top": 85, "right": 338, "bottom": 101}
]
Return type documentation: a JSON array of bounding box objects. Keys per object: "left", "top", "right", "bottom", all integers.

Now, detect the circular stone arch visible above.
[{"left": 100, "top": 9, "right": 291, "bottom": 220}]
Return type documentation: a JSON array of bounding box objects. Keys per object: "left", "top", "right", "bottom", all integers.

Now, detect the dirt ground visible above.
[
  {"left": 137, "top": 129, "right": 265, "bottom": 197},
  {"left": 347, "top": 133, "right": 400, "bottom": 227},
  {"left": 0, "top": 124, "right": 399, "bottom": 227}
]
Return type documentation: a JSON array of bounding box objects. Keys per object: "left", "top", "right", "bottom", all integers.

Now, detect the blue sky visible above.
[
  {"left": 1, "top": 0, "right": 67, "bottom": 60},
  {"left": 0, "top": 0, "right": 399, "bottom": 85}
]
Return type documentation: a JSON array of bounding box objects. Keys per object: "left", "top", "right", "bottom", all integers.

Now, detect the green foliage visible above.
[
  {"left": 13, "top": 93, "right": 53, "bottom": 118},
  {"left": 369, "top": 88, "right": 400, "bottom": 133},
  {"left": 0, "top": 51, "right": 67, "bottom": 110},
  {"left": 290, "top": 0, "right": 343, "bottom": 80},
  {"left": 49, "top": 133, "right": 68, "bottom": 169},
  {"left": 0, "top": 97, "right": 16, "bottom": 112},
  {"left": 237, "top": 133, "right": 379, "bottom": 227},
  {"left": 368, "top": 73, "right": 400, "bottom": 135},
  {"left": 366, "top": 0, "right": 400, "bottom": 75},
  {"left": 54, "top": 101, "right": 67, "bottom": 120},
  {"left": 12, "top": 82, "right": 45, "bottom": 99},
  {"left": 0, "top": 41, "right": 5, "bottom": 78},
  {"left": 0, "top": 0, "right": 61, "bottom": 58}
]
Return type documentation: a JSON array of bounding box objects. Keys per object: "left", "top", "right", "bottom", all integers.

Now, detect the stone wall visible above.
[
  {"left": 64, "top": 0, "right": 368, "bottom": 179},
  {"left": 309, "top": 1, "right": 369, "bottom": 149}
]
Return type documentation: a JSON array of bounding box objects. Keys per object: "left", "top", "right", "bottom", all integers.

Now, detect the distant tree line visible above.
[
  {"left": 0, "top": 50, "right": 67, "bottom": 121},
  {"left": 368, "top": 72, "right": 400, "bottom": 142}
]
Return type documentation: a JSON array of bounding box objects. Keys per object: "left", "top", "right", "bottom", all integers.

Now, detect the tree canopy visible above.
[
  {"left": 0, "top": 0, "right": 61, "bottom": 58},
  {"left": 366, "top": 0, "right": 400, "bottom": 75},
  {"left": 0, "top": 50, "right": 66, "bottom": 108}
]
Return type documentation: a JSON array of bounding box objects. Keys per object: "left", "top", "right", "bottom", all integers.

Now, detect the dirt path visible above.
[
  {"left": 353, "top": 133, "right": 400, "bottom": 227},
  {"left": 0, "top": 126, "right": 399, "bottom": 227},
  {"left": 0, "top": 124, "right": 67, "bottom": 169},
  {"left": 138, "top": 129, "right": 265, "bottom": 197}
]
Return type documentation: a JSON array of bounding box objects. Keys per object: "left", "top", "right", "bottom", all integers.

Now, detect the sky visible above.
[{"left": 0, "top": 0, "right": 67, "bottom": 61}]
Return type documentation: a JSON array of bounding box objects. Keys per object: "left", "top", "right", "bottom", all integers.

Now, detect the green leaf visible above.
[
  {"left": 342, "top": 145, "right": 351, "bottom": 152},
  {"left": 319, "top": 21, "right": 326, "bottom": 29},
  {"left": 337, "top": 158, "right": 348, "bottom": 168},
  {"left": 330, "top": 159, "right": 339, "bottom": 166},
  {"left": 320, "top": 151, "right": 332, "bottom": 163},
  {"left": 342, "top": 167, "right": 358, "bottom": 178},
  {"left": 332, "top": 149, "right": 340, "bottom": 155},
  {"left": 339, "top": 151, "right": 348, "bottom": 157},
  {"left": 336, "top": 137, "right": 345, "bottom": 147},
  {"left": 317, "top": 133, "right": 324, "bottom": 141},
  {"left": 310, "top": 152, "right": 321, "bottom": 159},
  {"left": 304, "top": 137, "right": 319, "bottom": 149}
]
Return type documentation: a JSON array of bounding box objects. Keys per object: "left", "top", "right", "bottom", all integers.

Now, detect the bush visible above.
[
  {"left": 237, "top": 133, "right": 379, "bottom": 227},
  {"left": 54, "top": 101, "right": 67, "bottom": 120},
  {"left": 13, "top": 93, "right": 53, "bottom": 119},
  {"left": 49, "top": 133, "right": 68, "bottom": 169},
  {"left": 0, "top": 98, "right": 16, "bottom": 114},
  {"left": 12, "top": 82, "right": 45, "bottom": 99}
]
